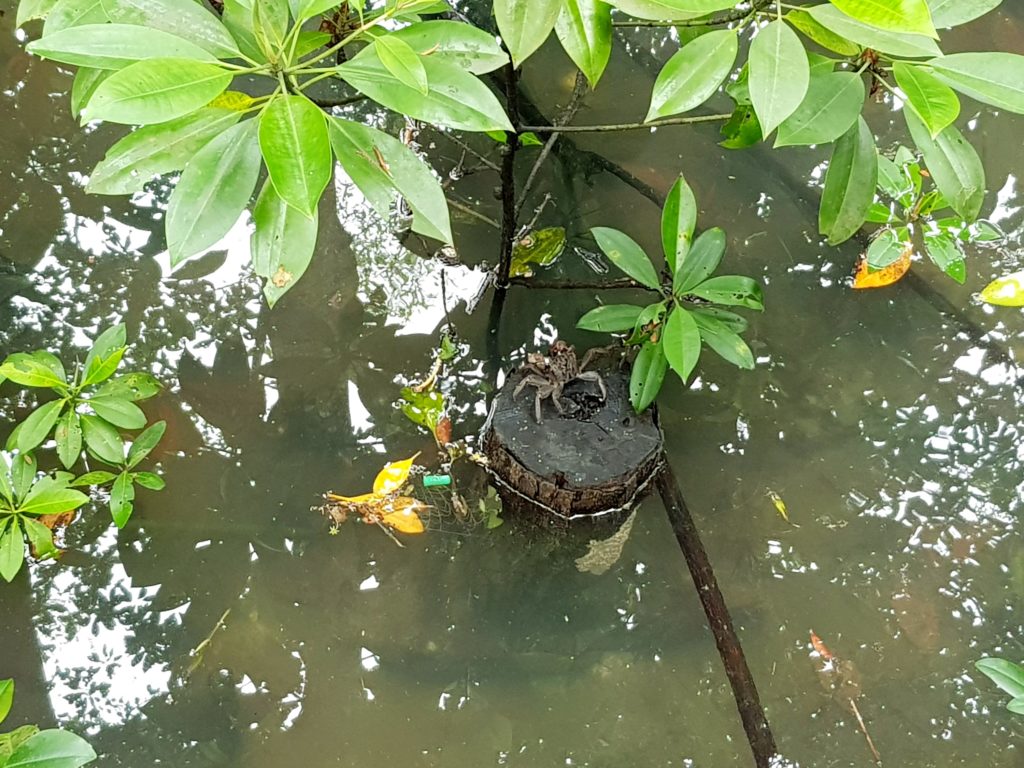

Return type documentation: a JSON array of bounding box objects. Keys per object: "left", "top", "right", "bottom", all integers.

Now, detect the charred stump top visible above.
[{"left": 482, "top": 369, "right": 663, "bottom": 523}]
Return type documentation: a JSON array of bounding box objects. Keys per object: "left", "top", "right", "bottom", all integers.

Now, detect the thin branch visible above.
[
  {"left": 446, "top": 197, "right": 500, "bottom": 229},
  {"left": 519, "top": 113, "right": 732, "bottom": 133},
  {"left": 508, "top": 276, "right": 654, "bottom": 290},
  {"left": 441, "top": 132, "right": 501, "bottom": 173},
  {"left": 308, "top": 93, "right": 367, "bottom": 109},
  {"left": 495, "top": 56, "right": 521, "bottom": 289}
]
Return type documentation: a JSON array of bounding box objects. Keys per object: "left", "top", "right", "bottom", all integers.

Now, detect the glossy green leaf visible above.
[
  {"left": 865, "top": 228, "right": 905, "bottom": 269},
  {"left": 928, "top": 0, "right": 1001, "bottom": 28},
  {"left": 662, "top": 307, "right": 701, "bottom": 383},
  {"left": 904, "top": 109, "right": 984, "bottom": 221},
  {"left": 83, "top": 58, "right": 233, "bottom": 125},
  {"left": 54, "top": 409, "right": 83, "bottom": 470},
  {"left": 17, "top": 0, "right": 60, "bottom": 25},
  {"left": 252, "top": 0, "right": 289, "bottom": 58},
  {"left": 126, "top": 420, "right": 165, "bottom": 468},
  {"left": 79, "top": 0, "right": 239, "bottom": 58},
  {"left": 819, "top": 116, "right": 877, "bottom": 244},
  {"left": 577, "top": 304, "right": 645, "bottom": 332},
  {"left": 167, "top": 119, "right": 261, "bottom": 266},
  {"left": 23, "top": 517, "right": 59, "bottom": 560},
  {"left": 83, "top": 340, "right": 126, "bottom": 389},
  {"left": 555, "top": 0, "right": 612, "bottom": 88},
  {"left": 87, "top": 107, "right": 241, "bottom": 195},
  {"left": 330, "top": 117, "right": 453, "bottom": 243},
  {"left": 774, "top": 71, "right": 864, "bottom": 147},
  {"left": 923, "top": 231, "right": 966, "bottom": 283},
  {"left": 80, "top": 413, "right": 125, "bottom": 464},
  {"left": 807, "top": 4, "right": 941, "bottom": 58},
  {"left": 88, "top": 395, "right": 146, "bottom": 429},
  {"left": 27, "top": 23, "right": 216, "bottom": 69},
  {"left": 95, "top": 373, "right": 162, "bottom": 401},
  {"left": 251, "top": 180, "right": 318, "bottom": 304},
  {"left": 876, "top": 152, "right": 909, "bottom": 198},
  {"left": 494, "top": 0, "right": 560, "bottom": 66},
  {"left": 688, "top": 275, "right": 764, "bottom": 310},
  {"left": 259, "top": 95, "right": 331, "bottom": 218},
  {"left": 0, "top": 354, "right": 66, "bottom": 388},
  {"left": 785, "top": 9, "right": 860, "bottom": 55},
  {"left": 0, "top": 679, "right": 12, "bottom": 725},
  {"left": 829, "top": 0, "right": 937, "bottom": 37},
  {"left": 222, "top": 0, "right": 264, "bottom": 62},
  {"left": 293, "top": 0, "right": 342, "bottom": 23},
  {"left": 337, "top": 49, "right": 513, "bottom": 133},
  {"left": 69, "top": 470, "right": 117, "bottom": 486},
  {"left": 979, "top": 271, "right": 1024, "bottom": 306},
  {"left": 607, "top": 0, "right": 734, "bottom": 21},
  {"left": 6, "top": 728, "right": 97, "bottom": 768},
  {"left": 865, "top": 201, "right": 894, "bottom": 223},
  {"left": 375, "top": 34, "right": 429, "bottom": 95},
  {"left": 43, "top": 0, "right": 109, "bottom": 36},
  {"left": 110, "top": 471, "right": 135, "bottom": 527},
  {"left": 629, "top": 339, "right": 668, "bottom": 413},
  {"left": 646, "top": 28, "right": 737, "bottom": 121},
  {"left": 11, "top": 454, "right": 37, "bottom": 503},
  {"left": 928, "top": 53, "right": 1024, "bottom": 114},
  {"left": 82, "top": 324, "right": 125, "bottom": 377},
  {"left": 387, "top": 20, "right": 508, "bottom": 74},
  {"left": 399, "top": 387, "right": 443, "bottom": 432},
  {"left": 591, "top": 227, "right": 661, "bottom": 289},
  {"left": 692, "top": 306, "right": 748, "bottom": 333},
  {"left": 894, "top": 62, "right": 959, "bottom": 137},
  {"left": 749, "top": 20, "right": 808, "bottom": 137},
  {"left": 625, "top": 301, "right": 667, "bottom": 345},
  {"left": 661, "top": 174, "right": 697, "bottom": 272},
  {"left": 132, "top": 471, "right": 166, "bottom": 490},
  {"left": 719, "top": 104, "right": 762, "bottom": 149},
  {"left": 0, "top": 456, "right": 12, "bottom": 505},
  {"left": 70, "top": 67, "right": 111, "bottom": 116},
  {"left": 674, "top": 227, "right": 725, "bottom": 294},
  {"left": 977, "top": 658, "right": 1024, "bottom": 699},
  {"left": 0, "top": 521, "right": 24, "bottom": 582},
  {"left": 693, "top": 313, "right": 754, "bottom": 369},
  {"left": 20, "top": 482, "right": 89, "bottom": 516},
  {"left": 17, "top": 400, "right": 65, "bottom": 454},
  {"left": 294, "top": 30, "right": 331, "bottom": 58},
  {"left": 1008, "top": 697, "right": 1024, "bottom": 716}
]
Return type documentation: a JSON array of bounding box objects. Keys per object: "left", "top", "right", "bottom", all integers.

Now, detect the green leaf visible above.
[
  {"left": 252, "top": 0, "right": 289, "bottom": 58},
  {"left": 375, "top": 34, "right": 429, "bottom": 95},
  {"left": 719, "top": 104, "right": 762, "bottom": 149},
  {"left": 27, "top": 23, "right": 216, "bottom": 69},
  {"left": 78, "top": 0, "right": 240, "bottom": 59},
  {"left": 927, "top": 0, "right": 1000, "bottom": 28},
  {"left": 774, "top": 71, "right": 864, "bottom": 148},
  {"left": 126, "top": 420, "right": 166, "bottom": 469},
  {"left": 923, "top": 231, "right": 966, "bottom": 283},
  {"left": 625, "top": 301, "right": 667, "bottom": 345},
  {"left": 693, "top": 306, "right": 748, "bottom": 333},
  {"left": 83, "top": 58, "right": 233, "bottom": 125},
  {"left": 11, "top": 454, "right": 37, "bottom": 502},
  {"left": 109, "top": 471, "right": 135, "bottom": 527},
  {"left": 0, "top": 679, "right": 12, "bottom": 725},
  {"left": 928, "top": 53, "right": 1024, "bottom": 114},
  {"left": 222, "top": 0, "right": 264, "bottom": 62},
  {"left": 251, "top": 180, "right": 318, "bottom": 305},
  {"left": 17, "top": 0, "right": 60, "bottom": 25},
  {"left": 748, "top": 20, "right": 808, "bottom": 137},
  {"left": 629, "top": 340, "right": 668, "bottom": 413},
  {"left": 674, "top": 227, "right": 725, "bottom": 295},
  {"left": 337, "top": 48, "right": 513, "bottom": 133},
  {"left": 807, "top": 4, "right": 941, "bottom": 58},
  {"left": 6, "top": 729, "right": 97, "bottom": 768},
  {"left": 293, "top": 0, "right": 341, "bottom": 23},
  {"left": 95, "top": 373, "right": 162, "bottom": 401},
  {"left": 82, "top": 343, "right": 125, "bottom": 388},
  {"left": 329, "top": 117, "right": 453, "bottom": 243},
  {"left": 646, "top": 28, "right": 737, "bottom": 121},
  {"left": 829, "top": 0, "right": 937, "bottom": 37},
  {"left": 0, "top": 520, "right": 25, "bottom": 582},
  {"left": 819, "top": 116, "right": 877, "bottom": 244},
  {"left": 693, "top": 313, "right": 754, "bottom": 369},
  {"left": 20, "top": 484, "right": 88, "bottom": 517},
  {"left": 54, "top": 410, "right": 83, "bottom": 470},
  {"left": 977, "top": 658, "right": 1024, "bottom": 699},
  {"left": 980, "top": 271, "right": 1024, "bottom": 306},
  {"left": 785, "top": 9, "right": 860, "bottom": 55},
  {"left": 399, "top": 387, "right": 444, "bottom": 432},
  {"left": 80, "top": 413, "right": 125, "bottom": 465},
  {"left": 662, "top": 308, "right": 702, "bottom": 383},
  {"left": 1008, "top": 697, "right": 1024, "bottom": 716},
  {"left": 132, "top": 471, "right": 165, "bottom": 490},
  {"left": 865, "top": 201, "right": 894, "bottom": 223},
  {"left": 87, "top": 395, "right": 146, "bottom": 429},
  {"left": 17, "top": 400, "right": 65, "bottom": 454},
  {"left": 0, "top": 354, "right": 66, "bottom": 389},
  {"left": 590, "top": 227, "right": 661, "bottom": 289},
  {"left": 865, "top": 228, "right": 905, "bottom": 269},
  {"left": 494, "top": 0, "right": 560, "bottom": 67},
  {"left": 971, "top": 220, "right": 1004, "bottom": 242},
  {"left": 23, "top": 517, "right": 59, "bottom": 560},
  {"left": 43, "top": 0, "right": 109, "bottom": 36},
  {"left": 608, "top": 0, "right": 735, "bottom": 22},
  {"left": 70, "top": 67, "right": 111, "bottom": 117},
  {"left": 688, "top": 275, "right": 764, "bottom": 310},
  {"left": 893, "top": 62, "right": 959, "bottom": 137},
  {"left": 387, "top": 20, "right": 508, "bottom": 75},
  {"left": 167, "top": 118, "right": 261, "bottom": 266},
  {"left": 661, "top": 175, "right": 697, "bottom": 272},
  {"left": 876, "top": 152, "right": 909, "bottom": 198},
  {"left": 904, "top": 109, "right": 984, "bottom": 222},
  {"left": 82, "top": 324, "right": 125, "bottom": 376},
  {"left": 294, "top": 30, "right": 331, "bottom": 57},
  {"left": 577, "top": 304, "right": 645, "bottom": 332},
  {"left": 555, "top": 0, "right": 612, "bottom": 88},
  {"left": 87, "top": 107, "right": 242, "bottom": 195},
  {"left": 259, "top": 95, "right": 331, "bottom": 219},
  {"left": 69, "top": 470, "right": 117, "bottom": 486},
  {"left": 0, "top": 456, "right": 12, "bottom": 505}
]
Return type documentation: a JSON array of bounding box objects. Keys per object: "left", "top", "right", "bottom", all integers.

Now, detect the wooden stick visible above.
[{"left": 849, "top": 698, "right": 882, "bottom": 764}]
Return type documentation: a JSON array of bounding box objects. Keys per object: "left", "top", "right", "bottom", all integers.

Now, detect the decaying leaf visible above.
[
  {"left": 434, "top": 415, "right": 452, "bottom": 445},
  {"left": 373, "top": 452, "right": 420, "bottom": 495},
  {"left": 853, "top": 245, "right": 911, "bottom": 289},
  {"left": 767, "top": 489, "right": 790, "bottom": 523},
  {"left": 271, "top": 267, "right": 293, "bottom": 288},
  {"left": 576, "top": 508, "right": 638, "bottom": 575},
  {"left": 322, "top": 453, "right": 428, "bottom": 538},
  {"left": 980, "top": 270, "right": 1024, "bottom": 307}
]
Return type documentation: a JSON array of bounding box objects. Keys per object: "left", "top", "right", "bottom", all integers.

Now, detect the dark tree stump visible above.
[{"left": 482, "top": 370, "right": 663, "bottom": 522}]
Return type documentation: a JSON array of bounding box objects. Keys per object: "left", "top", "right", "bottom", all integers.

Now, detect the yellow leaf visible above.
[
  {"left": 767, "top": 490, "right": 788, "bottom": 522},
  {"left": 852, "top": 247, "right": 911, "bottom": 289},
  {"left": 373, "top": 452, "right": 420, "bottom": 495},
  {"left": 207, "top": 91, "right": 255, "bottom": 111},
  {"left": 380, "top": 497, "right": 426, "bottom": 533},
  {"left": 980, "top": 270, "right": 1024, "bottom": 307}
]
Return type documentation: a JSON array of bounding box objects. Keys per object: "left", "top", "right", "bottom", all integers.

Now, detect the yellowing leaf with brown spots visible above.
[{"left": 853, "top": 247, "right": 911, "bottom": 289}]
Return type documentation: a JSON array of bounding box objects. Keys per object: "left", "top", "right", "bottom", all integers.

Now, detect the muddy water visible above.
[{"left": 2, "top": 1, "right": 1024, "bottom": 766}]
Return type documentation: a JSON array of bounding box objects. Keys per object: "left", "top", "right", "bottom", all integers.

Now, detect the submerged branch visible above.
[
  {"left": 519, "top": 113, "right": 732, "bottom": 133},
  {"left": 508, "top": 276, "right": 652, "bottom": 291}
]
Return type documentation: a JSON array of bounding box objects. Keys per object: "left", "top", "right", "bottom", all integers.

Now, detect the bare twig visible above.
[
  {"left": 519, "top": 113, "right": 732, "bottom": 134},
  {"left": 441, "top": 132, "right": 502, "bottom": 173},
  {"left": 849, "top": 699, "right": 882, "bottom": 764},
  {"left": 507, "top": 276, "right": 653, "bottom": 291},
  {"left": 447, "top": 197, "right": 500, "bottom": 229}
]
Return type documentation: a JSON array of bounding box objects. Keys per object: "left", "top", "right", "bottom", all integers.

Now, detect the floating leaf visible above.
[
  {"left": 373, "top": 453, "right": 420, "bottom": 495},
  {"left": 979, "top": 271, "right": 1024, "bottom": 306},
  {"left": 853, "top": 243, "right": 912, "bottom": 289}
]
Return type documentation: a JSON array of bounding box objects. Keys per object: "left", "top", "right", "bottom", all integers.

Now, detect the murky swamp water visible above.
[{"left": 2, "top": 2, "right": 1024, "bottom": 766}]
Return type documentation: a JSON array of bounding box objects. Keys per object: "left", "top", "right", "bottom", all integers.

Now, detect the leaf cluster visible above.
[
  {"left": 577, "top": 175, "right": 763, "bottom": 412},
  {"left": 0, "top": 679, "right": 96, "bottom": 767}
]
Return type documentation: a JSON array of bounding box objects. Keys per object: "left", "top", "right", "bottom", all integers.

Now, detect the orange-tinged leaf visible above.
[
  {"left": 380, "top": 497, "right": 426, "bottom": 533},
  {"left": 434, "top": 415, "right": 452, "bottom": 445},
  {"left": 373, "top": 452, "right": 421, "bottom": 495},
  {"left": 853, "top": 247, "right": 911, "bottom": 289},
  {"left": 810, "top": 630, "right": 834, "bottom": 660}
]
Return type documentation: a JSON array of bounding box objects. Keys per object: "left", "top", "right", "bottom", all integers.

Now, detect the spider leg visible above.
[
  {"left": 514, "top": 374, "right": 548, "bottom": 399},
  {"left": 550, "top": 383, "right": 566, "bottom": 414},
  {"left": 578, "top": 347, "right": 598, "bottom": 372},
  {"left": 576, "top": 370, "right": 607, "bottom": 401}
]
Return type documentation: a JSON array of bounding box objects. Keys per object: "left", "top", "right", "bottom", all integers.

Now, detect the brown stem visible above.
[
  {"left": 508, "top": 276, "right": 653, "bottom": 290},
  {"left": 519, "top": 113, "right": 732, "bottom": 133},
  {"left": 495, "top": 59, "right": 521, "bottom": 290},
  {"left": 657, "top": 460, "right": 778, "bottom": 767}
]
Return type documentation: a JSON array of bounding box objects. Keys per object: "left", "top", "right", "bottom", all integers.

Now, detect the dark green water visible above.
[{"left": 2, "top": 2, "right": 1024, "bottom": 765}]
